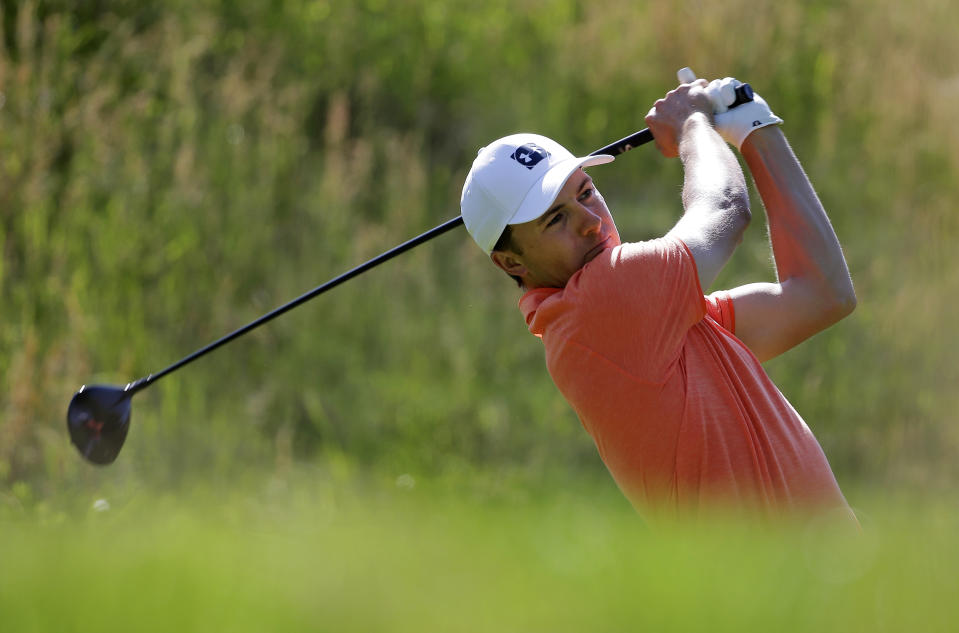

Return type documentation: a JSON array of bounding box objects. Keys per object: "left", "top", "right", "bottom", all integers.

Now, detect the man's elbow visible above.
[
  {"left": 823, "top": 279, "right": 857, "bottom": 323},
  {"left": 734, "top": 199, "right": 752, "bottom": 239},
  {"left": 723, "top": 187, "right": 752, "bottom": 243}
]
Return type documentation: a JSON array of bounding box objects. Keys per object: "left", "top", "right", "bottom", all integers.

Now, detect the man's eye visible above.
[
  {"left": 579, "top": 188, "right": 594, "bottom": 201},
  {"left": 547, "top": 213, "right": 563, "bottom": 227}
]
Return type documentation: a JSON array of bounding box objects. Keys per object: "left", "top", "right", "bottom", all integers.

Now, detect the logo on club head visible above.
[{"left": 510, "top": 143, "right": 550, "bottom": 170}]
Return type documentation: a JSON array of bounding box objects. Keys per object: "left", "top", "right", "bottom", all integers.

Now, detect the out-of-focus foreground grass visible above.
[{"left": 1, "top": 473, "right": 956, "bottom": 632}]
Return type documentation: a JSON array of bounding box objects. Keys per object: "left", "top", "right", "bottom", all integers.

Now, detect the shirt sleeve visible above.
[
  {"left": 564, "top": 236, "right": 707, "bottom": 382},
  {"left": 705, "top": 290, "right": 736, "bottom": 334}
]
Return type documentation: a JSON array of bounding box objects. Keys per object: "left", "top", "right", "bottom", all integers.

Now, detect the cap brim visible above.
[{"left": 507, "top": 154, "right": 615, "bottom": 226}]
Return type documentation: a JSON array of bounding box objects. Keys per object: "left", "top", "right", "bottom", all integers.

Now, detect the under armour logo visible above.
[{"left": 510, "top": 143, "right": 549, "bottom": 169}]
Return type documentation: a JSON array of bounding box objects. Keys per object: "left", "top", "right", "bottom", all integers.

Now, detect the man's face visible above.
[{"left": 491, "top": 169, "right": 621, "bottom": 289}]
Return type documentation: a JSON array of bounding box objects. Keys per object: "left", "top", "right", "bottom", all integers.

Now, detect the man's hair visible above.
[{"left": 493, "top": 226, "right": 523, "bottom": 288}]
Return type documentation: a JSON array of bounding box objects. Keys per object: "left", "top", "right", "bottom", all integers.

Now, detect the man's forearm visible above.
[
  {"left": 740, "top": 127, "right": 856, "bottom": 315},
  {"left": 647, "top": 85, "right": 751, "bottom": 288},
  {"left": 665, "top": 113, "right": 751, "bottom": 288},
  {"left": 679, "top": 113, "right": 749, "bottom": 216}
]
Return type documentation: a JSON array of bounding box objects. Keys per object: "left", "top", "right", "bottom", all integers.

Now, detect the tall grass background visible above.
[{"left": 1, "top": 1, "right": 958, "bottom": 627}]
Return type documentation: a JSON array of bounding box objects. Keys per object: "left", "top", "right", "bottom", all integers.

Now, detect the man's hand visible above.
[
  {"left": 644, "top": 80, "right": 715, "bottom": 158},
  {"left": 707, "top": 77, "right": 783, "bottom": 150}
]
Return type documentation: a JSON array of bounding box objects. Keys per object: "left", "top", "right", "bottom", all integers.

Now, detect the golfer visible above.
[{"left": 460, "top": 77, "right": 857, "bottom": 520}]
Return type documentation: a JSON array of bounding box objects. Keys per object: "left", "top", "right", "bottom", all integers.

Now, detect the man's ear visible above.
[{"left": 490, "top": 251, "right": 527, "bottom": 279}]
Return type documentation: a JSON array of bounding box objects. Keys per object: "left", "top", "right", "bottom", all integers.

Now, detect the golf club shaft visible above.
[
  {"left": 124, "top": 126, "right": 659, "bottom": 394},
  {"left": 124, "top": 214, "right": 466, "bottom": 393}
]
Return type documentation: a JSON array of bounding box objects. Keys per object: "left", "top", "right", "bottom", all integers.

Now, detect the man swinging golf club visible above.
[{"left": 460, "top": 75, "right": 857, "bottom": 520}]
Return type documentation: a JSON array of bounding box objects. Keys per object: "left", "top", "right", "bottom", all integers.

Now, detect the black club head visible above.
[{"left": 67, "top": 385, "right": 132, "bottom": 465}]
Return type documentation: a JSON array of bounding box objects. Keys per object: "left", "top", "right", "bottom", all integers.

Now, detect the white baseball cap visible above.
[{"left": 460, "top": 133, "right": 614, "bottom": 254}]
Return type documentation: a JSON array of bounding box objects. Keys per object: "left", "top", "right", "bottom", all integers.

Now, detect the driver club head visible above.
[{"left": 67, "top": 385, "right": 133, "bottom": 465}]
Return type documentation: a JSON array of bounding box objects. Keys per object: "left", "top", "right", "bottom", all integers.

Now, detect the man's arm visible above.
[
  {"left": 727, "top": 126, "right": 856, "bottom": 362},
  {"left": 645, "top": 82, "right": 752, "bottom": 289},
  {"left": 667, "top": 114, "right": 751, "bottom": 289}
]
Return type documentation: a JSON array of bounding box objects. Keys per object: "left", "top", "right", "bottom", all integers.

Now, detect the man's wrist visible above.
[
  {"left": 740, "top": 124, "right": 785, "bottom": 158},
  {"left": 686, "top": 110, "right": 714, "bottom": 127},
  {"left": 680, "top": 111, "right": 715, "bottom": 142},
  {"left": 679, "top": 111, "right": 729, "bottom": 165}
]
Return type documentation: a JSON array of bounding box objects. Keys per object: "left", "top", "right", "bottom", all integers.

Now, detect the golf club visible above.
[{"left": 67, "top": 69, "right": 753, "bottom": 465}]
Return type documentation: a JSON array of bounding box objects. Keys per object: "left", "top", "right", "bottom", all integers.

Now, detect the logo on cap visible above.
[{"left": 510, "top": 143, "right": 549, "bottom": 170}]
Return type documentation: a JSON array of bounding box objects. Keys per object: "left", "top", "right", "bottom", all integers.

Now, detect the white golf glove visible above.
[{"left": 706, "top": 77, "right": 783, "bottom": 150}]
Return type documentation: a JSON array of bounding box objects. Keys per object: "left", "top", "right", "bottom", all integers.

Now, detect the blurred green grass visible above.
[{"left": 2, "top": 474, "right": 957, "bottom": 632}]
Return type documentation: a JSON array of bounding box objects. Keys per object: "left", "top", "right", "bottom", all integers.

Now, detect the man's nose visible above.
[{"left": 577, "top": 207, "right": 602, "bottom": 235}]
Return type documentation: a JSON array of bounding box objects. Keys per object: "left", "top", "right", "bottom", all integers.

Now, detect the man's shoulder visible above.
[
  {"left": 613, "top": 236, "right": 692, "bottom": 261},
  {"left": 574, "top": 236, "right": 693, "bottom": 287},
  {"left": 521, "top": 236, "right": 701, "bottom": 334}
]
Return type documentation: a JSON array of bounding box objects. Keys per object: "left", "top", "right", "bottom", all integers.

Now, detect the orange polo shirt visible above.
[{"left": 520, "top": 237, "right": 851, "bottom": 519}]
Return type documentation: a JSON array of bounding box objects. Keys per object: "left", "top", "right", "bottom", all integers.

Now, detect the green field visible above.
[
  {"left": 2, "top": 0, "right": 959, "bottom": 628},
  {"left": 3, "top": 474, "right": 958, "bottom": 632}
]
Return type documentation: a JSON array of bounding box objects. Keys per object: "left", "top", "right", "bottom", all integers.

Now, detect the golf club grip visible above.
[{"left": 731, "top": 83, "right": 754, "bottom": 107}]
